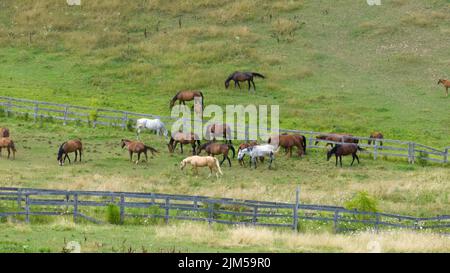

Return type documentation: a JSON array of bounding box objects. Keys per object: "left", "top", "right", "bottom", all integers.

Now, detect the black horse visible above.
[{"left": 225, "top": 71, "right": 265, "bottom": 91}]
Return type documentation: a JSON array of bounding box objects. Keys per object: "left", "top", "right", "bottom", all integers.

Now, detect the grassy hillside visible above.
[{"left": 0, "top": 0, "right": 449, "bottom": 146}]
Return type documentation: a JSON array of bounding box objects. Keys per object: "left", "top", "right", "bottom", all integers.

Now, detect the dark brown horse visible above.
[
  {"left": 167, "top": 132, "right": 201, "bottom": 154},
  {"left": 225, "top": 71, "right": 265, "bottom": 91},
  {"left": 0, "top": 137, "right": 16, "bottom": 160},
  {"left": 315, "top": 133, "right": 358, "bottom": 147},
  {"left": 57, "top": 139, "right": 82, "bottom": 166},
  {"left": 327, "top": 144, "right": 364, "bottom": 167},
  {"left": 205, "top": 123, "right": 232, "bottom": 144},
  {"left": 437, "top": 79, "right": 450, "bottom": 97},
  {"left": 121, "top": 139, "right": 158, "bottom": 164},
  {"left": 368, "top": 131, "right": 384, "bottom": 146},
  {"left": 268, "top": 134, "right": 304, "bottom": 157},
  {"left": 170, "top": 90, "right": 204, "bottom": 108},
  {"left": 0, "top": 128, "right": 10, "bottom": 137},
  {"left": 197, "top": 142, "right": 235, "bottom": 167}
]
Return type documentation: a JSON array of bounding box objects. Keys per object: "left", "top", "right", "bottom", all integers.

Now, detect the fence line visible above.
[
  {"left": 0, "top": 96, "right": 448, "bottom": 164},
  {"left": 1, "top": 187, "right": 449, "bottom": 233}
]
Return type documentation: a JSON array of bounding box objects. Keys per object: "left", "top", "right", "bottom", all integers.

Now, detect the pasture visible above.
[{"left": 0, "top": 0, "right": 449, "bottom": 252}]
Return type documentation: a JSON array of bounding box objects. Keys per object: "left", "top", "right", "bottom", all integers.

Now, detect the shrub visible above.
[
  {"left": 344, "top": 191, "right": 378, "bottom": 213},
  {"left": 417, "top": 151, "right": 429, "bottom": 166},
  {"left": 106, "top": 204, "right": 121, "bottom": 225}
]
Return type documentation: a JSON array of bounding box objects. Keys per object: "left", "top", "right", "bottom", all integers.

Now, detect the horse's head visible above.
[
  {"left": 326, "top": 146, "right": 336, "bottom": 161},
  {"left": 57, "top": 142, "right": 66, "bottom": 166},
  {"left": 237, "top": 147, "right": 250, "bottom": 161},
  {"left": 438, "top": 79, "right": 444, "bottom": 85},
  {"left": 179, "top": 159, "right": 187, "bottom": 170},
  {"left": 120, "top": 139, "right": 128, "bottom": 149},
  {"left": 225, "top": 80, "right": 230, "bottom": 89}
]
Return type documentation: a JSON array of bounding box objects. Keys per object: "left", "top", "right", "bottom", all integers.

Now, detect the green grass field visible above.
[{"left": 0, "top": 0, "right": 449, "bottom": 252}]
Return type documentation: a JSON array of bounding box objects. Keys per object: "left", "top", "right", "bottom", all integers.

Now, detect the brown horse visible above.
[
  {"left": 225, "top": 71, "right": 265, "bottom": 91},
  {"left": 205, "top": 123, "right": 232, "bottom": 144},
  {"left": 121, "top": 139, "right": 158, "bottom": 164},
  {"left": 170, "top": 90, "right": 204, "bottom": 108},
  {"left": 268, "top": 134, "right": 304, "bottom": 157},
  {"left": 57, "top": 139, "right": 82, "bottom": 166},
  {"left": 315, "top": 133, "right": 358, "bottom": 147},
  {"left": 327, "top": 144, "right": 364, "bottom": 167},
  {"left": 437, "top": 79, "right": 450, "bottom": 97},
  {"left": 368, "top": 131, "right": 384, "bottom": 146},
  {"left": 0, "top": 128, "right": 10, "bottom": 137},
  {"left": 197, "top": 142, "right": 235, "bottom": 167},
  {"left": 237, "top": 141, "right": 259, "bottom": 166},
  {"left": 0, "top": 137, "right": 16, "bottom": 160},
  {"left": 167, "top": 132, "right": 201, "bottom": 154}
]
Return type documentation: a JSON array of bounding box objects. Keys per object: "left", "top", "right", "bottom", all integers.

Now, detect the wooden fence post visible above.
[
  {"left": 208, "top": 201, "right": 214, "bottom": 226},
  {"left": 73, "top": 194, "right": 78, "bottom": 223},
  {"left": 375, "top": 213, "right": 380, "bottom": 233},
  {"left": 33, "top": 103, "right": 39, "bottom": 122},
  {"left": 308, "top": 134, "right": 314, "bottom": 148},
  {"left": 17, "top": 189, "right": 22, "bottom": 209},
  {"left": 408, "top": 142, "right": 416, "bottom": 164},
  {"left": 444, "top": 148, "right": 448, "bottom": 164},
  {"left": 165, "top": 197, "right": 170, "bottom": 224},
  {"left": 373, "top": 141, "right": 378, "bottom": 160},
  {"left": 293, "top": 186, "right": 300, "bottom": 231},
  {"left": 120, "top": 194, "right": 125, "bottom": 224},
  {"left": 25, "top": 194, "right": 30, "bottom": 223},
  {"left": 333, "top": 210, "right": 339, "bottom": 233},
  {"left": 121, "top": 112, "right": 128, "bottom": 130},
  {"left": 252, "top": 206, "right": 258, "bottom": 225},
  {"left": 63, "top": 106, "right": 69, "bottom": 126}
]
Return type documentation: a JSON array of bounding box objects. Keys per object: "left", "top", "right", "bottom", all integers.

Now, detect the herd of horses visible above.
[{"left": 4, "top": 71, "right": 447, "bottom": 177}]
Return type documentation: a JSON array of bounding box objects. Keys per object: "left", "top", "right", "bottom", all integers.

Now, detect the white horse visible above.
[
  {"left": 237, "top": 144, "right": 278, "bottom": 169},
  {"left": 136, "top": 118, "right": 168, "bottom": 139}
]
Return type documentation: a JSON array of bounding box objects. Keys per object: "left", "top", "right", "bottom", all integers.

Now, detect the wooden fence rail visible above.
[
  {"left": 1, "top": 187, "right": 449, "bottom": 233},
  {"left": 0, "top": 96, "right": 448, "bottom": 164}
]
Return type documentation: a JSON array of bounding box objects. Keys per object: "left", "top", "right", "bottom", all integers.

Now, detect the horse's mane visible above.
[
  {"left": 171, "top": 91, "right": 180, "bottom": 103},
  {"left": 57, "top": 142, "right": 66, "bottom": 160},
  {"left": 225, "top": 72, "right": 237, "bottom": 83}
]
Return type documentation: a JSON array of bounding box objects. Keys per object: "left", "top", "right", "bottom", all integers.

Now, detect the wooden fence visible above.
[
  {"left": 1, "top": 187, "right": 450, "bottom": 233},
  {"left": 0, "top": 96, "right": 448, "bottom": 164}
]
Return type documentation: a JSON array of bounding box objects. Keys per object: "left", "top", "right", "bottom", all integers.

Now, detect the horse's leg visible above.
[
  {"left": 335, "top": 155, "right": 338, "bottom": 166},
  {"left": 144, "top": 151, "right": 148, "bottom": 162},
  {"left": 74, "top": 150, "right": 78, "bottom": 162},
  {"left": 220, "top": 155, "right": 226, "bottom": 166},
  {"left": 192, "top": 144, "right": 196, "bottom": 155},
  {"left": 340, "top": 156, "right": 343, "bottom": 167},
  {"left": 237, "top": 81, "right": 241, "bottom": 89},
  {"left": 251, "top": 79, "right": 256, "bottom": 91},
  {"left": 79, "top": 149, "right": 82, "bottom": 162},
  {"left": 247, "top": 80, "right": 251, "bottom": 91},
  {"left": 137, "top": 152, "right": 141, "bottom": 164},
  {"left": 180, "top": 143, "right": 184, "bottom": 154},
  {"left": 7, "top": 147, "right": 10, "bottom": 159},
  {"left": 351, "top": 154, "right": 355, "bottom": 166},
  {"left": 355, "top": 153, "right": 360, "bottom": 164},
  {"left": 66, "top": 153, "right": 71, "bottom": 164},
  {"left": 289, "top": 147, "right": 292, "bottom": 158},
  {"left": 129, "top": 151, "right": 133, "bottom": 162},
  {"left": 227, "top": 156, "right": 232, "bottom": 167}
]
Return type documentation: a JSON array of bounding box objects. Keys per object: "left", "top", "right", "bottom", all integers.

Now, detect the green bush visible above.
[
  {"left": 344, "top": 191, "right": 378, "bottom": 213},
  {"left": 417, "top": 151, "right": 429, "bottom": 166},
  {"left": 106, "top": 204, "right": 121, "bottom": 225}
]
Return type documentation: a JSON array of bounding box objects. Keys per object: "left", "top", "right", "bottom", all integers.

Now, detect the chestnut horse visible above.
[
  {"left": 268, "top": 134, "right": 304, "bottom": 157},
  {"left": 327, "top": 144, "right": 364, "bottom": 167},
  {"left": 437, "top": 79, "right": 450, "bottom": 97},
  {"left": 0, "top": 137, "right": 16, "bottom": 159},
  {"left": 121, "top": 139, "right": 158, "bottom": 164},
  {"left": 57, "top": 139, "right": 82, "bottom": 166},
  {"left": 225, "top": 71, "right": 265, "bottom": 91},
  {"left": 205, "top": 123, "right": 232, "bottom": 144},
  {"left": 197, "top": 142, "right": 235, "bottom": 167},
  {"left": 170, "top": 90, "right": 204, "bottom": 108},
  {"left": 167, "top": 132, "right": 201, "bottom": 154},
  {"left": 315, "top": 133, "right": 358, "bottom": 147},
  {"left": 0, "top": 128, "right": 10, "bottom": 137},
  {"left": 368, "top": 131, "right": 384, "bottom": 146}
]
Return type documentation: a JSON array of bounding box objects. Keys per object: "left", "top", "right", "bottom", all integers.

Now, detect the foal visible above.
[
  {"left": 57, "top": 139, "right": 83, "bottom": 166},
  {"left": 437, "top": 79, "right": 450, "bottom": 97},
  {"left": 327, "top": 144, "right": 364, "bottom": 167},
  {"left": 121, "top": 139, "right": 158, "bottom": 164},
  {"left": 0, "top": 137, "right": 16, "bottom": 159}
]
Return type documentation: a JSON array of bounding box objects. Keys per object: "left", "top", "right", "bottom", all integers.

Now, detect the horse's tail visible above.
[
  {"left": 252, "top": 72, "right": 265, "bottom": 79},
  {"left": 146, "top": 145, "right": 159, "bottom": 155},
  {"left": 214, "top": 157, "right": 223, "bottom": 175},
  {"left": 357, "top": 145, "right": 365, "bottom": 152},
  {"left": 10, "top": 140, "right": 16, "bottom": 152},
  {"left": 228, "top": 144, "right": 235, "bottom": 158},
  {"left": 302, "top": 135, "right": 307, "bottom": 153}
]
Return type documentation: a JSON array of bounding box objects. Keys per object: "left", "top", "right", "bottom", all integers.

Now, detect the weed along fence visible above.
[
  {"left": 0, "top": 96, "right": 449, "bottom": 165},
  {"left": 1, "top": 187, "right": 450, "bottom": 233}
]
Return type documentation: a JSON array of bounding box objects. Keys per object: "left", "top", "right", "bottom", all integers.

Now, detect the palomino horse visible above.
[
  {"left": 170, "top": 90, "right": 204, "bottom": 108},
  {"left": 237, "top": 144, "right": 278, "bottom": 169},
  {"left": 180, "top": 156, "right": 223, "bottom": 178},
  {"left": 437, "top": 79, "right": 450, "bottom": 97},
  {"left": 205, "top": 123, "right": 232, "bottom": 144},
  {"left": 167, "top": 132, "right": 201, "bottom": 154},
  {"left": 268, "top": 134, "right": 305, "bottom": 157},
  {"left": 57, "top": 139, "right": 82, "bottom": 166},
  {"left": 0, "top": 128, "right": 10, "bottom": 137},
  {"left": 368, "top": 131, "right": 384, "bottom": 146},
  {"left": 225, "top": 71, "right": 265, "bottom": 91},
  {"left": 315, "top": 133, "right": 358, "bottom": 147},
  {"left": 136, "top": 118, "right": 168, "bottom": 139},
  {"left": 0, "top": 137, "right": 16, "bottom": 160},
  {"left": 327, "top": 144, "right": 364, "bottom": 167},
  {"left": 121, "top": 139, "right": 158, "bottom": 164},
  {"left": 197, "top": 142, "right": 235, "bottom": 167}
]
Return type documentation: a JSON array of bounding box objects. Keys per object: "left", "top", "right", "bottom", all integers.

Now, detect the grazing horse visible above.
[
  {"left": 57, "top": 139, "right": 83, "bottom": 166},
  {"left": 437, "top": 79, "right": 450, "bottom": 97},
  {"left": 327, "top": 144, "right": 364, "bottom": 167},
  {"left": 0, "top": 128, "right": 10, "bottom": 137},
  {"left": 170, "top": 90, "right": 204, "bottom": 108},
  {"left": 205, "top": 123, "right": 232, "bottom": 144},
  {"left": 237, "top": 141, "right": 259, "bottom": 165},
  {"left": 167, "top": 132, "right": 201, "bottom": 154},
  {"left": 315, "top": 133, "right": 358, "bottom": 147},
  {"left": 136, "top": 118, "right": 168, "bottom": 139},
  {"left": 121, "top": 139, "right": 158, "bottom": 164},
  {"left": 0, "top": 137, "right": 16, "bottom": 160},
  {"left": 268, "top": 134, "right": 305, "bottom": 157},
  {"left": 180, "top": 156, "right": 223, "bottom": 178},
  {"left": 197, "top": 142, "right": 235, "bottom": 167},
  {"left": 368, "top": 131, "right": 384, "bottom": 146},
  {"left": 237, "top": 144, "right": 278, "bottom": 169},
  {"left": 225, "top": 71, "right": 265, "bottom": 91}
]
